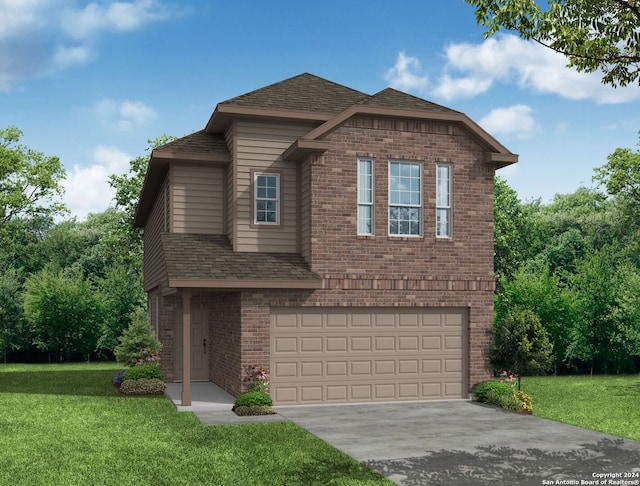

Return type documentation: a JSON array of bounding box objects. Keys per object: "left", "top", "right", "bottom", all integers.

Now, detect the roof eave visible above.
[
  {"left": 282, "top": 139, "right": 331, "bottom": 162},
  {"left": 205, "top": 104, "right": 334, "bottom": 133},
  {"left": 484, "top": 152, "right": 519, "bottom": 169}
]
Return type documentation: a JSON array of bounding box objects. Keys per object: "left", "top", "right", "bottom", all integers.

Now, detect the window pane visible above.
[
  {"left": 389, "top": 220, "right": 398, "bottom": 234},
  {"left": 257, "top": 187, "right": 266, "bottom": 198},
  {"left": 390, "top": 163, "right": 399, "bottom": 177},
  {"left": 267, "top": 187, "right": 277, "bottom": 199},
  {"left": 399, "top": 221, "right": 409, "bottom": 234}
]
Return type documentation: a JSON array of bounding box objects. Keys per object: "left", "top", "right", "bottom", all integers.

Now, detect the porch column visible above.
[{"left": 181, "top": 290, "right": 191, "bottom": 406}]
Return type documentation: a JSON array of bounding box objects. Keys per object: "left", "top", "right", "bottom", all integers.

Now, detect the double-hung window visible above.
[
  {"left": 436, "top": 163, "right": 452, "bottom": 237},
  {"left": 357, "top": 159, "right": 374, "bottom": 235},
  {"left": 254, "top": 172, "right": 279, "bottom": 224},
  {"left": 388, "top": 161, "right": 422, "bottom": 236}
]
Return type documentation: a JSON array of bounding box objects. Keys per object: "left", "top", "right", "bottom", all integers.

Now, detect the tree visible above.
[
  {"left": 0, "top": 266, "right": 26, "bottom": 363},
  {"left": 465, "top": 0, "right": 640, "bottom": 87},
  {"left": 114, "top": 308, "right": 161, "bottom": 367},
  {"left": 593, "top": 131, "right": 640, "bottom": 219},
  {"left": 490, "top": 309, "right": 553, "bottom": 390},
  {"left": 0, "top": 127, "right": 66, "bottom": 228},
  {"left": 496, "top": 267, "right": 577, "bottom": 372},
  {"left": 568, "top": 246, "right": 640, "bottom": 373},
  {"left": 24, "top": 266, "right": 103, "bottom": 361},
  {"left": 494, "top": 176, "right": 537, "bottom": 286}
]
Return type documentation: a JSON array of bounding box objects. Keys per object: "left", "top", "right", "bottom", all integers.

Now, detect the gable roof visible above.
[
  {"left": 220, "top": 73, "right": 369, "bottom": 114},
  {"left": 361, "top": 87, "right": 461, "bottom": 114}
]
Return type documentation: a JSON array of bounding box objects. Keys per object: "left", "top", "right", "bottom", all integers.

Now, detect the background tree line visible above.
[
  {"left": 0, "top": 127, "right": 173, "bottom": 363},
  {"left": 494, "top": 132, "right": 640, "bottom": 374}
]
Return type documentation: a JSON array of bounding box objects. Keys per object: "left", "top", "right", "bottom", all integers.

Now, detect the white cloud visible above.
[
  {"left": 63, "top": 145, "right": 131, "bottom": 220},
  {"left": 479, "top": 105, "right": 537, "bottom": 139},
  {"left": 0, "top": 0, "right": 172, "bottom": 91},
  {"left": 62, "top": 0, "right": 171, "bottom": 40},
  {"left": 94, "top": 98, "right": 158, "bottom": 129},
  {"left": 431, "top": 34, "right": 640, "bottom": 104},
  {"left": 384, "top": 51, "right": 429, "bottom": 93}
]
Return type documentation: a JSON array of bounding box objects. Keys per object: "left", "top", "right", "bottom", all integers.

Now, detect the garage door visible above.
[{"left": 270, "top": 307, "right": 467, "bottom": 405}]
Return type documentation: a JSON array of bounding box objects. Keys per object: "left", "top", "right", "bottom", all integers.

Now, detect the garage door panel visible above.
[{"left": 270, "top": 307, "right": 467, "bottom": 404}]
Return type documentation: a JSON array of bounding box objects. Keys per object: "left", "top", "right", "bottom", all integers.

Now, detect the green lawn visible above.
[
  {"left": 522, "top": 374, "right": 640, "bottom": 441},
  {"left": 0, "top": 363, "right": 390, "bottom": 486}
]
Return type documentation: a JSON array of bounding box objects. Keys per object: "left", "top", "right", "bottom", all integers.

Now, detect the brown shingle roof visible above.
[
  {"left": 220, "top": 73, "right": 369, "bottom": 114},
  {"left": 161, "top": 233, "right": 321, "bottom": 283},
  {"left": 156, "top": 130, "right": 229, "bottom": 155},
  {"left": 361, "top": 88, "right": 461, "bottom": 114}
]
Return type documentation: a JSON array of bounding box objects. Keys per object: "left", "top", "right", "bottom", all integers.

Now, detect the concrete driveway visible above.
[{"left": 276, "top": 401, "right": 640, "bottom": 486}]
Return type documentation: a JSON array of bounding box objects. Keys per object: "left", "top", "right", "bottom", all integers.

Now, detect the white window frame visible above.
[
  {"left": 436, "top": 163, "right": 452, "bottom": 238},
  {"left": 388, "top": 160, "right": 422, "bottom": 237},
  {"left": 357, "top": 158, "right": 374, "bottom": 235},
  {"left": 254, "top": 172, "right": 280, "bottom": 225}
]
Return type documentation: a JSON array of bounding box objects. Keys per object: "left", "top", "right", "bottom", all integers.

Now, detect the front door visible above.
[{"left": 175, "top": 303, "right": 209, "bottom": 381}]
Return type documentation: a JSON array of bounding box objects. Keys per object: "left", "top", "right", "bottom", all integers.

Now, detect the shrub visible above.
[
  {"left": 112, "top": 370, "right": 126, "bottom": 387},
  {"left": 474, "top": 380, "right": 514, "bottom": 403},
  {"left": 234, "top": 391, "right": 273, "bottom": 408},
  {"left": 122, "top": 364, "right": 164, "bottom": 382},
  {"left": 484, "top": 389, "right": 522, "bottom": 411},
  {"left": 119, "top": 378, "right": 166, "bottom": 395},
  {"left": 114, "top": 309, "right": 161, "bottom": 367},
  {"left": 233, "top": 405, "right": 276, "bottom": 416}
]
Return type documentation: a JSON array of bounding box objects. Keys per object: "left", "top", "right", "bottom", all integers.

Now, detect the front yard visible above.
[
  {"left": 522, "top": 374, "right": 640, "bottom": 441},
  {"left": 0, "top": 363, "right": 388, "bottom": 486}
]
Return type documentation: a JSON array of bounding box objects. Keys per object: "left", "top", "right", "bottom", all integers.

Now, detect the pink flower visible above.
[{"left": 500, "top": 370, "right": 507, "bottom": 377}]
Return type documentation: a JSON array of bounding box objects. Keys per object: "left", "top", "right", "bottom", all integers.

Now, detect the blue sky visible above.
[{"left": 2, "top": 0, "right": 639, "bottom": 220}]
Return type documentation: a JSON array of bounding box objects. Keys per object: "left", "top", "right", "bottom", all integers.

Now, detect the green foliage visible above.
[
  {"left": 474, "top": 380, "right": 515, "bottom": 402},
  {"left": 119, "top": 378, "right": 166, "bottom": 395},
  {"left": 493, "top": 176, "right": 537, "bottom": 286},
  {"left": 496, "top": 267, "right": 578, "bottom": 370},
  {"left": 484, "top": 389, "right": 522, "bottom": 411},
  {"left": 24, "top": 266, "right": 103, "bottom": 361},
  {"left": 122, "top": 364, "right": 163, "bottom": 382},
  {"left": 0, "top": 266, "right": 25, "bottom": 362},
  {"left": 567, "top": 246, "right": 640, "bottom": 373},
  {"left": 465, "top": 0, "right": 640, "bottom": 87},
  {"left": 233, "top": 391, "right": 273, "bottom": 408},
  {"left": 0, "top": 126, "right": 67, "bottom": 227},
  {"left": 490, "top": 309, "right": 553, "bottom": 386},
  {"left": 233, "top": 405, "right": 276, "bottom": 416},
  {"left": 114, "top": 308, "right": 161, "bottom": 367}
]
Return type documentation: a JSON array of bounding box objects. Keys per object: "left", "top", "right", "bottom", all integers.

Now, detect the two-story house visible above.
[{"left": 134, "top": 73, "right": 517, "bottom": 406}]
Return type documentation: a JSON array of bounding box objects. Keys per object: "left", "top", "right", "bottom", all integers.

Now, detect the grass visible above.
[
  {"left": 522, "top": 374, "right": 640, "bottom": 442},
  {"left": 0, "top": 362, "right": 390, "bottom": 486}
]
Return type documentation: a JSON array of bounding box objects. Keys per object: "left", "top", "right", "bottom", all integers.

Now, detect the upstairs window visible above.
[
  {"left": 254, "top": 173, "right": 279, "bottom": 224},
  {"left": 357, "top": 159, "right": 374, "bottom": 235},
  {"left": 389, "top": 161, "right": 422, "bottom": 236},
  {"left": 436, "top": 163, "right": 452, "bottom": 237}
]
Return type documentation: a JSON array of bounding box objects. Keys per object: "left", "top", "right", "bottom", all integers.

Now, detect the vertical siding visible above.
[
  {"left": 143, "top": 175, "right": 168, "bottom": 291},
  {"left": 171, "top": 164, "right": 224, "bottom": 234},
  {"left": 234, "top": 120, "right": 314, "bottom": 252}
]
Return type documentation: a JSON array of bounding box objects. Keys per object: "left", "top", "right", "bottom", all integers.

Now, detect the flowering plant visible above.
[
  {"left": 245, "top": 365, "right": 270, "bottom": 393},
  {"left": 498, "top": 370, "right": 517, "bottom": 391},
  {"left": 112, "top": 370, "right": 126, "bottom": 387},
  {"left": 135, "top": 348, "right": 160, "bottom": 367}
]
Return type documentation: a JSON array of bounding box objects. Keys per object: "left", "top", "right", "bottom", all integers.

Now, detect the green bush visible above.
[
  {"left": 474, "top": 380, "right": 514, "bottom": 403},
  {"left": 234, "top": 391, "right": 273, "bottom": 408},
  {"left": 122, "top": 365, "right": 164, "bottom": 382},
  {"left": 119, "top": 378, "right": 166, "bottom": 395},
  {"left": 484, "top": 389, "right": 522, "bottom": 411},
  {"left": 233, "top": 405, "right": 276, "bottom": 416}
]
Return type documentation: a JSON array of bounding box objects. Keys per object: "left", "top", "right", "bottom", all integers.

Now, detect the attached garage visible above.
[{"left": 270, "top": 307, "right": 468, "bottom": 405}]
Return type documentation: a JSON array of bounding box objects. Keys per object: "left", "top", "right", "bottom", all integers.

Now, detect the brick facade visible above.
[{"left": 137, "top": 74, "right": 513, "bottom": 403}]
